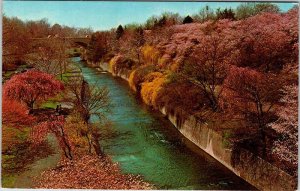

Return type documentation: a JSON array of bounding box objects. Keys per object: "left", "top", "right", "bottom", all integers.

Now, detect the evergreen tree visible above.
[
  {"left": 183, "top": 15, "right": 194, "bottom": 24},
  {"left": 116, "top": 25, "right": 124, "bottom": 40},
  {"left": 157, "top": 16, "right": 167, "bottom": 27},
  {"left": 216, "top": 8, "right": 235, "bottom": 20}
]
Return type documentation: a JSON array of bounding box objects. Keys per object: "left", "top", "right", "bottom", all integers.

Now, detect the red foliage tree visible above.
[
  {"left": 222, "top": 66, "right": 281, "bottom": 155},
  {"left": 3, "top": 70, "right": 64, "bottom": 110},
  {"left": 2, "top": 97, "right": 36, "bottom": 128},
  {"left": 31, "top": 115, "right": 73, "bottom": 160}
]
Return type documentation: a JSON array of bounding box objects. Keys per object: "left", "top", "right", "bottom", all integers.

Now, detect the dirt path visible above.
[{"left": 14, "top": 134, "right": 61, "bottom": 188}]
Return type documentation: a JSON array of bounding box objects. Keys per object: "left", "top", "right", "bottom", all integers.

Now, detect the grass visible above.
[
  {"left": 3, "top": 71, "right": 15, "bottom": 78},
  {"left": 61, "top": 72, "right": 76, "bottom": 82},
  {"left": 2, "top": 127, "right": 29, "bottom": 188},
  {"left": 40, "top": 100, "right": 59, "bottom": 109},
  {"left": 2, "top": 126, "right": 55, "bottom": 188},
  {"left": 2, "top": 174, "right": 16, "bottom": 188},
  {"left": 222, "top": 130, "right": 233, "bottom": 148},
  {"left": 39, "top": 91, "right": 66, "bottom": 109}
]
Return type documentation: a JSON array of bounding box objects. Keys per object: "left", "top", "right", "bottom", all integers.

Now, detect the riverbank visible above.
[
  {"left": 33, "top": 108, "right": 154, "bottom": 189},
  {"left": 91, "top": 60, "right": 297, "bottom": 191},
  {"left": 34, "top": 154, "right": 153, "bottom": 189}
]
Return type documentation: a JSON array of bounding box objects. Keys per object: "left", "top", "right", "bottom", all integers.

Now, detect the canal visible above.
[{"left": 74, "top": 57, "right": 255, "bottom": 190}]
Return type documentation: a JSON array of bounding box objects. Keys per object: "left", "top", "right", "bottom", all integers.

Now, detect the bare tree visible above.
[
  {"left": 64, "top": 76, "right": 110, "bottom": 156},
  {"left": 28, "top": 37, "right": 71, "bottom": 79}
]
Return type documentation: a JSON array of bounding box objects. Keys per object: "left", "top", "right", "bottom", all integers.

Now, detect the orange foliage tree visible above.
[{"left": 140, "top": 72, "right": 166, "bottom": 107}]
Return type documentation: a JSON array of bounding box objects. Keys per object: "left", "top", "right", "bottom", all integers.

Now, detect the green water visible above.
[{"left": 74, "top": 57, "right": 255, "bottom": 190}]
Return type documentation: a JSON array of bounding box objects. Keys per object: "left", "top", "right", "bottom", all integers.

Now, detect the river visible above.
[{"left": 74, "top": 57, "right": 255, "bottom": 190}]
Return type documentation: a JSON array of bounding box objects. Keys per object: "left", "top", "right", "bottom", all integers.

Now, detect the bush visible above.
[
  {"left": 109, "top": 55, "right": 136, "bottom": 75},
  {"left": 128, "top": 65, "right": 156, "bottom": 92},
  {"left": 140, "top": 72, "right": 166, "bottom": 107},
  {"left": 141, "top": 44, "right": 160, "bottom": 65},
  {"left": 156, "top": 79, "right": 207, "bottom": 116}
]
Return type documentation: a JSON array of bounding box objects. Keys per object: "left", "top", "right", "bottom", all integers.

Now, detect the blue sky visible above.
[{"left": 3, "top": 1, "right": 298, "bottom": 31}]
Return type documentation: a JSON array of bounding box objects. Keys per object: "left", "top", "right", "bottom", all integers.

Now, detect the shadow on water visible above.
[{"left": 73, "top": 57, "right": 256, "bottom": 190}]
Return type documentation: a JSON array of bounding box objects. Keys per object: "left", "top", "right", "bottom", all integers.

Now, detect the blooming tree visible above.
[
  {"left": 2, "top": 97, "right": 36, "bottom": 128},
  {"left": 231, "top": 12, "right": 292, "bottom": 72},
  {"left": 3, "top": 70, "right": 64, "bottom": 110},
  {"left": 180, "top": 20, "right": 235, "bottom": 111},
  {"left": 269, "top": 85, "right": 298, "bottom": 173}
]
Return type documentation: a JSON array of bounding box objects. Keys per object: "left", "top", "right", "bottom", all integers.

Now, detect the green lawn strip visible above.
[
  {"left": 40, "top": 100, "right": 59, "bottom": 109},
  {"left": 13, "top": 134, "right": 61, "bottom": 188},
  {"left": 2, "top": 127, "right": 29, "bottom": 188},
  {"left": 3, "top": 71, "right": 15, "bottom": 78},
  {"left": 1, "top": 174, "right": 16, "bottom": 188},
  {"left": 2, "top": 126, "right": 58, "bottom": 188}
]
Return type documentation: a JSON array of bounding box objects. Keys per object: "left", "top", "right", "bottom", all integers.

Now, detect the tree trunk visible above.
[
  {"left": 28, "top": 101, "right": 35, "bottom": 114},
  {"left": 92, "top": 135, "right": 104, "bottom": 157},
  {"left": 59, "top": 61, "right": 63, "bottom": 80},
  {"left": 85, "top": 133, "right": 92, "bottom": 154},
  {"left": 84, "top": 122, "right": 92, "bottom": 153},
  {"left": 63, "top": 61, "right": 67, "bottom": 74},
  {"left": 257, "top": 101, "right": 267, "bottom": 158},
  {"left": 57, "top": 124, "right": 73, "bottom": 160}
]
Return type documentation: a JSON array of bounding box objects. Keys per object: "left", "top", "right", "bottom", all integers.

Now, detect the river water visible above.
[{"left": 74, "top": 57, "right": 255, "bottom": 190}]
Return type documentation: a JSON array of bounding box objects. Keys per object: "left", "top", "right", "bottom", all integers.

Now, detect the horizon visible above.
[{"left": 3, "top": 1, "right": 298, "bottom": 31}]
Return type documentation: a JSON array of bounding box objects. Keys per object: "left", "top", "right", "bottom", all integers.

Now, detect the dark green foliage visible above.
[
  {"left": 144, "top": 16, "right": 158, "bottom": 29},
  {"left": 216, "top": 8, "right": 235, "bottom": 20},
  {"left": 116, "top": 25, "right": 124, "bottom": 40},
  {"left": 183, "top": 15, "right": 194, "bottom": 24},
  {"left": 157, "top": 16, "right": 167, "bottom": 27},
  {"left": 144, "top": 12, "right": 181, "bottom": 29}
]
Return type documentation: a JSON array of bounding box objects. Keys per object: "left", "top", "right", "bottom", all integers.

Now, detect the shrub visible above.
[
  {"left": 141, "top": 44, "right": 160, "bottom": 65},
  {"left": 156, "top": 79, "right": 207, "bottom": 116},
  {"left": 128, "top": 65, "right": 156, "bottom": 92},
  {"left": 109, "top": 55, "right": 123, "bottom": 74},
  {"left": 140, "top": 72, "right": 166, "bottom": 107},
  {"left": 109, "top": 55, "right": 136, "bottom": 75}
]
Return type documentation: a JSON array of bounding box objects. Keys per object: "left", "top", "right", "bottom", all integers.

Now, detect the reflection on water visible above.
[{"left": 74, "top": 57, "right": 255, "bottom": 190}]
